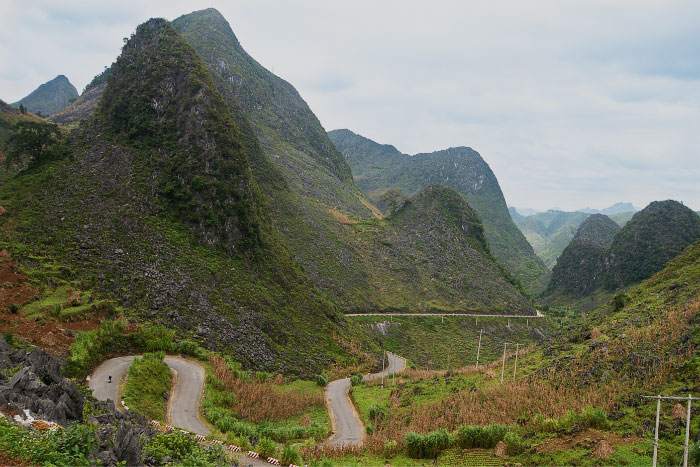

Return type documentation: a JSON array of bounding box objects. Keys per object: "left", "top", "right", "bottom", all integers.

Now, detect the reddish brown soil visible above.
[
  {"left": 0, "top": 451, "right": 32, "bottom": 467},
  {"left": 0, "top": 252, "right": 102, "bottom": 357}
]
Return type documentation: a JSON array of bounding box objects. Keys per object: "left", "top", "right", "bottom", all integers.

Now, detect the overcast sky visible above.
[{"left": 1, "top": 1, "right": 698, "bottom": 212}]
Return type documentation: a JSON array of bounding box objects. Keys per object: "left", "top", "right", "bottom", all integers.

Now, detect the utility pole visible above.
[
  {"left": 381, "top": 350, "right": 385, "bottom": 388},
  {"left": 642, "top": 394, "right": 699, "bottom": 467},
  {"left": 475, "top": 329, "right": 483, "bottom": 369},
  {"left": 513, "top": 343, "right": 522, "bottom": 379},
  {"left": 500, "top": 342, "right": 510, "bottom": 383}
]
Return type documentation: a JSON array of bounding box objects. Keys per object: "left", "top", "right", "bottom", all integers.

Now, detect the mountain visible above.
[
  {"left": 173, "top": 9, "right": 532, "bottom": 313},
  {"left": 328, "top": 128, "right": 548, "bottom": 294},
  {"left": 12, "top": 75, "right": 78, "bottom": 116},
  {"left": 604, "top": 200, "right": 700, "bottom": 289},
  {"left": 607, "top": 211, "right": 634, "bottom": 227},
  {"left": 0, "top": 18, "right": 375, "bottom": 374},
  {"left": 336, "top": 184, "right": 534, "bottom": 314},
  {"left": 513, "top": 210, "right": 591, "bottom": 268},
  {"left": 577, "top": 202, "right": 636, "bottom": 215},
  {"left": 546, "top": 214, "right": 620, "bottom": 298},
  {"left": 51, "top": 84, "right": 105, "bottom": 126},
  {"left": 546, "top": 201, "right": 700, "bottom": 300}
]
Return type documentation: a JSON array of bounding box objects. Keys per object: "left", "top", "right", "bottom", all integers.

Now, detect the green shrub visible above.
[
  {"left": 454, "top": 424, "right": 509, "bottom": 449},
  {"left": 256, "top": 437, "right": 277, "bottom": 458},
  {"left": 143, "top": 432, "right": 226, "bottom": 465},
  {"left": 383, "top": 439, "right": 398, "bottom": 458},
  {"left": 316, "top": 372, "right": 328, "bottom": 387},
  {"left": 8, "top": 303, "right": 19, "bottom": 314},
  {"left": 611, "top": 292, "right": 630, "bottom": 311},
  {"left": 280, "top": 444, "right": 301, "bottom": 465},
  {"left": 255, "top": 371, "right": 273, "bottom": 382},
  {"left": 0, "top": 417, "right": 97, "bottom": 465},
  {"left": 503, "top": 432, "right": 525, "bottom": 455},
  {"left": 140, "top": 325, "right": 175, "bottom": 352},
  {"left": 64, "top": 320, "right": 130, "bottom": 378},
  {"left": 350, "top": 374, "right": 363, "bottom": 386},
  {"left": 689, "top": 441, "right": 700, "bottom": 466},
  {"left": 533, "top": 414, "right": 560, "bottom": 433},
  {"left": 2, "top": 332, "right": 15, "bottom": 347},
  {"left": 176, "top": 339, "right": 199, "bottom": 356},
  {"left": 365, "top": 423, "right": 374, "bottom": 435},
  {"left": 405, "top": 429, "right": 451, "bottom": 459},
  {"left": 579, "top": 406, "right": 610, "bottom": 430},
  {"left": 369, "top": 403, "right": 386, "bottom": 422}
]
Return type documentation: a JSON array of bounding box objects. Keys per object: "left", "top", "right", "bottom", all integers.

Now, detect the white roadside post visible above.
[
  {"left": 641, "top": 394, "right": 699, "bottom": 467},
  {"left": 513, "top": 343, "right": 521, "bottom": 380},
  {"left": 653, "top": 396, "right": 660, "bottom": 467},
  {"left": 500, "top": 342, "right": 510, "bottom": 383},
  {"left": 475, "top": 329, "right": 483, "bottom": 369},
  {"left": 684, "top": 394, "right": 692, "bottom": 467}
]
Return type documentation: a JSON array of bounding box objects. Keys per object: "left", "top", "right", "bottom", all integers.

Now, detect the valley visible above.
[{"left": 0, "top": 4, "right": 698, "bottom": 467}]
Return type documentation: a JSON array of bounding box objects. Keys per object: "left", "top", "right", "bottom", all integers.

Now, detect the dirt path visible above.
[{"left": 326, "top": 352, "right": 406, "bottom": 446}]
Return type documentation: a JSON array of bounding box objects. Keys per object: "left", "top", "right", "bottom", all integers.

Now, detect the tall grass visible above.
[{"left": 208, "top": 355, "right": 323, "bottom": 422}]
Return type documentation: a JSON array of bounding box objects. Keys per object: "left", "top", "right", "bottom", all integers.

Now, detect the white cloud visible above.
[{"left": 1, "top": 0, "right": 698, "bottom": 211}]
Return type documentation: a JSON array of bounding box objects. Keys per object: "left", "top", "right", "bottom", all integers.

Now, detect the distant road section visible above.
[
  {"left": 326, "top": 352, "right": 406, "bottom": 446},
  {"left": 89, "top": 355, "right": 209, "bottom": 435},
  {"left": 346, "top": 310, "right": 544, "bottom": 318}
]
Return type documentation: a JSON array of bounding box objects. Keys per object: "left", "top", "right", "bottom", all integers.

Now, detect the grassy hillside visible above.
[
  {"left": 0, "top": 18, "right": 375, "bottom": 375},
  {"left": 51, "top": 83, "right": 105, "bottom": 126},
  {"left": 12, "top": 75, "right": 78, "bottom": 116},
  {"left": 346, "top": 239, "right": 700, "bottom": 465},
  {"left": 329, "top": 129, "right": 549, "bottom": 294}
]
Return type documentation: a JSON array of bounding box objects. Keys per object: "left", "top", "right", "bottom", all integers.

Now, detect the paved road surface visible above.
[
  {"left": 89, "top": 355, "right": 209, "bottom": 434},
  {"left": 326, "top": 352, "right": 406, "bottom": 446},
  {"left": 346, "top": 310, "right": 544, "bottom": 318}
]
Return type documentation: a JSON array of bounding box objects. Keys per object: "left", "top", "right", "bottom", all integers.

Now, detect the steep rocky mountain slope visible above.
[
  {"left": 51, "top": 83, "right": 105, "bottom": 125},
  {"left": 12, "top": 75, "right": 78, "bottom": 116},
  {"left": 546, "top": 201, "right": 700, "bottom": 300},
  {"left": 0, "top": 18, "right": 375, "bottom": 374},
  {"left": 338, "top": 185, "right": 534, "bottom": 314},
  {"left": 329, "top": 128, "right": 548, "bottom": 293},
  {"left": 172, "top": 9, "right": 532, "bottom": 312},
  {"left": 546, "top": 214, "right": 620, "bottom": 297}
]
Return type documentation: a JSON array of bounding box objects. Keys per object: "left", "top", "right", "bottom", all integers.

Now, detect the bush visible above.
[
  {"left": 405, "top": 429, "right": 451, "bottom": 459},
  {"left": 255, "top": 371, "right": 272, "bottom": 382},
  {"left": 350, "top": 374, "right": 363, "bottom": 386},
  {"left": 454, "top": 424, "right": 509, "bottom": 449},
  {"left": 611, "top": 292, "right": 630, "bottom": 311},
  {"left": 579, "top": 406, "right": 610, "bottom": 430},
  {"left": 143, "top": 432, "right": 226, "bottom": 465},
  {"left": 690, "top": 441, "right": 700, "bottom": 466},
  {"left": 383, "top": 439, "right": 398, "bottom": 459},
  {"left": 141, "top": 325, "right": 175, "bottom": 352},
  {"left": 365, "top": 423, "right": 374, "bottom": 435},
  {"left": 3, "top": 332, "right": 15, "bottom": 347},
  {"left": 280, "top": 444, "right": 301, "bottom": 465},
  {"left": 533, "top": 414, "right": 560, "bottom": 433},
  {"left": 256, "top": 437, "right": 277, "bottom": 458},
  {"left": 503, "top": 432, "right": 525, "bottom": 455},
  {"left": 369, "top": 403, "right": 386, "bottom": 423},
  {"left": 64, "top": 320, "right": 130, "bottom": 378},
  {"left": 8, "top": 303, "right": 19, "bottom": 314},
  {"left": 316, "top": 372, "right": 328, "bottom": 387}
]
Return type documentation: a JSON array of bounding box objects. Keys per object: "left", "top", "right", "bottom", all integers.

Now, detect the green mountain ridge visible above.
[
  {"left": 328, "top": 128, "right": 549, "bottom": 294},
  {"left": 172, "top": 9, "right": 530, "bottom": 313},
  {"left": 546, "top": 200, "right": 700, "bottom": 302},
  {"left": 12, "top": 75, "right": 78, "bottom": 116},
  {"left": 0, "top": 18, "right": 373, "bottom": 374}
]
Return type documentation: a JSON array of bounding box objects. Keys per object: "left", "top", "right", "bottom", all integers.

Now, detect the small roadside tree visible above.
[{"left": 6, "top": 120, "right": 64, "bottom": 167}]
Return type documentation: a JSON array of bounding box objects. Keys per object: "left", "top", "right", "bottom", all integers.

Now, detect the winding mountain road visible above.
[
  {"left": 89, "top": 355, "right": 209, "bottom": 434},
  {"left": 326, "top": 352, "right": 406, "bottom": 446}
]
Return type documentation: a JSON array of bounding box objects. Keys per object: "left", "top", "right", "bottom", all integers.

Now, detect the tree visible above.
[
  {"left": 18, "top": 103, "right": 26, "bottom": 114},
  {"left": 6, "top": 121, "right": 64, "bottom": 167}
]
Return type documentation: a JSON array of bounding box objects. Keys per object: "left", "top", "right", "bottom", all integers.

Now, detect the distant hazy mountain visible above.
[
  {"left": 510, "top": 206, "right": 541, "bottom": 217},
  {"left": 578, "top": 202, "right": 636, "bottom": 215},
  {"left": 329, "top": 128, "right": 549, "bottom": 294},
  {"left": 12, "top": 75, "right": 78, "bottom": 116},
  {"left": 546, "top": 201, "right": 700, "bottom": 299},
  {"left": 514, "top": 210, "right": 591, "bottom": 268}
]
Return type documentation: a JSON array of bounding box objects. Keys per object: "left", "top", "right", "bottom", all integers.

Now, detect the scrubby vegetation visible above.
[{"left": 124, "top": 352, "right": 172, "bottom": 422}]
